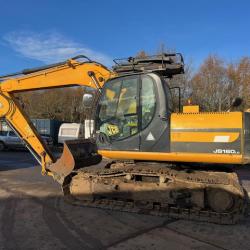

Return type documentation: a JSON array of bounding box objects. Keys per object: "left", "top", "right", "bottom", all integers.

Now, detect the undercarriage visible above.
[{"left": 61, "top": 161, "right": 247, "bottom": 225}]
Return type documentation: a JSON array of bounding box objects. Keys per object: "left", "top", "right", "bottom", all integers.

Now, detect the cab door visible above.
[
  {"left": 139, "top": 74, "right": 170, "bottom": 152},
  {"left": 96, "top": 75, "right": 140, "bottom": 151}
]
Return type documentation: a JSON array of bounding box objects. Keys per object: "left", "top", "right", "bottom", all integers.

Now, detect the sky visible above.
[{"left": 0, "top": 0, "right": 250, "bottom": 74}]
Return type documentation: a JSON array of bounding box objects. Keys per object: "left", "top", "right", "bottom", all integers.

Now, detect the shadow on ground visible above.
[
  {"left": 0, "top": 150, "right": 36, "bottom": 171},
  {"left": 0, "top": 189, "right": 249, "bottom": 250}
]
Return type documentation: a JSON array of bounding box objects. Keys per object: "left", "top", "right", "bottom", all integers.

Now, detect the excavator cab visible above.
[
  {"left": 95, "top": 54, "right": 184, "bottom": 153},
  {"left": 51, "top": 71, "right": 173, "bottom": 182},
  {"left": 50, "top": 53, "right": 184, "bottom": 179},
  {"left": 95, "top": 73, "right": 172, "bottom": 153}
]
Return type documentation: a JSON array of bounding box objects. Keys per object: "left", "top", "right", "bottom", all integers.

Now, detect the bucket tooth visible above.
[{"left": 47, "top": 139, "right": 102, "bottom": 183}]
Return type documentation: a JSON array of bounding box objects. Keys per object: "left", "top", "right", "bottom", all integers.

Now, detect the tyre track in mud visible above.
[
  {"left": 59, "top": 198, "right": 176, "bottom": 249},
  {"left": 1, "top": 198, "right": 20, "bottom": 250},
  {"left": 106, "top": 217, "right": 228, "bottom": 250},
  {"left": 42, "top": 198, "right": 96, "bottom": 250},
  {"left": 105, "top": 218, "right": 176, "bottom": 249},
  {"left": 0, "top": 186, "right": 175, "bottom": 250},
  {"left": 2, "top": 184, "right": 250, "bottom": 250},
  {"left": 104, "top": 209, "right": 174, "bottom": 232},
  {"left": 1, "top": 181, "right": 170, "bottom": 250},
  {"left": 0, "top": 180, "right": 177, "bottom": 250},
  {"left": 104, "top": 210, "right": 147, "bottom": 230},
  {"left": 51, "top": 197, "right": 104, "bottom": 249},
  {"left": 164, "top": 226, "right": 228, "bottom": 250},
  {"left": 0, "top": 182, "right": 104, "bottom": 250},
  {"left": 0, "top": 193, "right": 231, "bottom": 250},
  {"left": 0, "top": 183, "right": 180, "bottom": 250}
]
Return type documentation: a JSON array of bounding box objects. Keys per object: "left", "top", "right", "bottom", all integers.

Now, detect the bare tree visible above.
[
  {"left": 16, "top": 87, "right": 86, "bottom": 122},
  {"left": 169, "top": 59, "right": 193, "bottom": 111},
  {"left": 190, "top": 55, "right": 234, "bottom": 111},
  {"left": 227, "top": 57, "right": 250, "bottom": 110}
]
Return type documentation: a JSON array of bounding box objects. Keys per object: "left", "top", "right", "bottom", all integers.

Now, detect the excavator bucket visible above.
[{"left": 48, "top": 139, "right": 102, "bottom": 183}]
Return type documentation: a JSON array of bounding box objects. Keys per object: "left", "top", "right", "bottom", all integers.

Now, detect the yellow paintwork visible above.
[
  {"left": 183, "top": 105, "right": 200, "bottom": 113},
  {"left": 171, "top": 112, "right": 243, "bottom": 129},
  {"left": 170, "top": 112, "right": 244, "bottom": 162},
  {"left": 99, "top": 150, "right": 244, "bottom": 164},
  {"left": 0, "top": 61, "right": 114, "bottom": 92},
  {"left": 171, "top": 132, "right": 240, "bottom": 143}
]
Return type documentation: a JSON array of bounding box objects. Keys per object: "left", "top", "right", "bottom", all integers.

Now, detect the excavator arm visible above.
[{"left": 0, "top": 56, "right": 115, "bottom": 178}]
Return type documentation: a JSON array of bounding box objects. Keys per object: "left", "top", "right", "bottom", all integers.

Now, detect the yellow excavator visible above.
[{"left": 0, "top": 54, "right": 249, "bottom": 224}]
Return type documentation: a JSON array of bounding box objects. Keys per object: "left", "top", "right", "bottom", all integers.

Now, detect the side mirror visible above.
[
  {"left": 232, "top": 97, "right": 243, "bottom": 107},
  {"left": 82, "top": 93, "right": 94, "bottom": 108}
]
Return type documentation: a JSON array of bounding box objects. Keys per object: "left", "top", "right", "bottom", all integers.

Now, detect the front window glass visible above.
[
  {"left": 99, "top": 80, "right": 121, "bottom": 121},
  {"left": 98, "top": 77, "right": 138, "bottom": 140}
]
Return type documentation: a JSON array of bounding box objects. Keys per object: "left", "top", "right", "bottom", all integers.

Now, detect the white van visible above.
[
  {"left": 58, "top": 123, "right": 84, "bottom": 144},
  {"left": 84, "top": 120, "right": 94, "bottom": 139},
  {"left": 58, "top": 120, "right": 94, "bottom": 144}
]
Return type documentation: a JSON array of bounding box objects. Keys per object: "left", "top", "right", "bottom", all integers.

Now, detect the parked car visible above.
[{"left": 0, "top": 130, "right": 53, "bottom": 151}]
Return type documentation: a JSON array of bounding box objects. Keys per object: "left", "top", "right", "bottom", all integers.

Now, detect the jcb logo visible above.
[{"left": 107, "top": 125, "right": 119, "bottom": 136}]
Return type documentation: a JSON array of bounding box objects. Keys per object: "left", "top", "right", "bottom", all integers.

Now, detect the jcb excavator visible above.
[{"left": 0, "top": 54, "right": 249, "bottom": 224}]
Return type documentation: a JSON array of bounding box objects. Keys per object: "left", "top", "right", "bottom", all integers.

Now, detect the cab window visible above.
[
  {"left": 166, "top": 86, "right": 174, "bottom": 112},
  {"left": 98, "top": 77, "right": 139, "bottom": 140},
  {"left": 99, "top": 80, "right": 121, "bottom": 122},
  {"left": 141, "top": 76, "right": 156, "bottom": 129}
]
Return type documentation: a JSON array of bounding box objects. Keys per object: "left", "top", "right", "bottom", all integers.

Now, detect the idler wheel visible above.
[{"left": 207, "top": 189, "right": 234, "bottom": 213}]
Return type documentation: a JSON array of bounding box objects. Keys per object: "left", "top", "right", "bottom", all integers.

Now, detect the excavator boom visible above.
[{"left": 0, "top": 56, "right": 115, "bottom": 177}]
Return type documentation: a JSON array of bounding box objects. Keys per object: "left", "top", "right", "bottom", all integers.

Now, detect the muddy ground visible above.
[{"left": 0, "top": 151, "right": 250, "bottom": 250}]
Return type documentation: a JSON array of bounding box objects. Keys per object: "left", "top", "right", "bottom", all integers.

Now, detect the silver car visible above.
[{"left": 0, "top": 131, "right": 53, "bottom": 151}]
